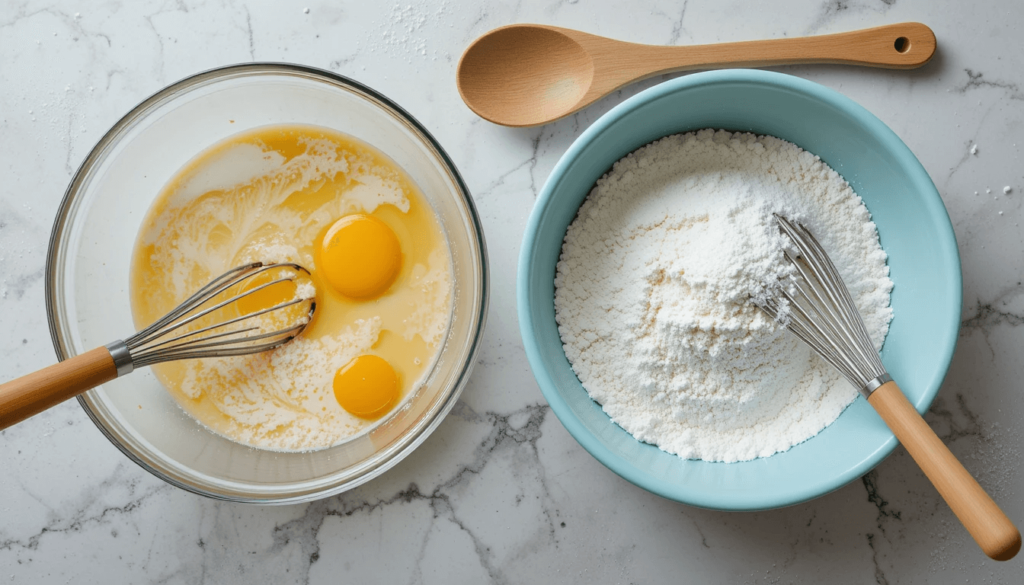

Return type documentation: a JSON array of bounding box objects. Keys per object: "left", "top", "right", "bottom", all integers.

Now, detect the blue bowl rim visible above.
[{"left": 517, "top": 69, "right": 962, "bottom": 510}]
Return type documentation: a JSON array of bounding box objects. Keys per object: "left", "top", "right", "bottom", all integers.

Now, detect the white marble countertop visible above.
[{"left": 2, "top": 0, "right": 1023, "bottom": 583}]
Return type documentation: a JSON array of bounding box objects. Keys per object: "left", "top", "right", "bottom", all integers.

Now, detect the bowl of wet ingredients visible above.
[
  {"left": 518, "top": 69, "right": 961, "bottom": 510},
  {"left": 48, "top": 64, "right": 488, "bottom": 503}
]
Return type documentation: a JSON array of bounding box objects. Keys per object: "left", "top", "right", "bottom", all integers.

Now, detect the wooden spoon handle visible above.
[
  {"left": 868, "top": 381, "right": 1020, "bottom": 560},
  {"left": 0, "top": 347, "right": 118, "bottom": 430},
  {"left": 624, "top": 22, "right": 935, "bottom": 77}
]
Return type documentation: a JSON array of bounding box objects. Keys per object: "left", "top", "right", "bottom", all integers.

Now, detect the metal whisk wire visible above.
[
  {"left": 109, "top": 262, "right": 316, "bottom": 373},
  {"left": 0, "top": 262, "right": 317, "bottom": 431},
  {"left": 754, "top": 214, "right": 889, "bottom": 397},
  {"left": 749, "top": 216, "right": 1023, "bottom": 561}
]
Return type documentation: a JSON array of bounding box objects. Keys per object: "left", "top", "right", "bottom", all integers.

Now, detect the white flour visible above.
[{"left": 553, "top": 129, "right": 893, "bottom": 463}]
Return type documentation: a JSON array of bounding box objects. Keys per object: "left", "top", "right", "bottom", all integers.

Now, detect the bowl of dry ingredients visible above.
[
  {"left": 47, "top": 64, "right": 488, "bottom": 503},
  {"left": 518, "top": 69, "right": 960, "bottom": 510}
]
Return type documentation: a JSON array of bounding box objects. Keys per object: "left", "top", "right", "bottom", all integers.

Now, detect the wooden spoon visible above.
[{"left": 457, "top": 22, "right": 936, "bottom": 127}]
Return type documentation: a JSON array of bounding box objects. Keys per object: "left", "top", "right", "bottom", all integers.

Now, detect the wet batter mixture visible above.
[{"left": 130, "top": 125, "right": 452, "bottom": 451}]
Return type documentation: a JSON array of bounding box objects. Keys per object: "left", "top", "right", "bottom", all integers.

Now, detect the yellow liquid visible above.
[{"left": 130, "top": 125, "right": 452, "bottom": 451}]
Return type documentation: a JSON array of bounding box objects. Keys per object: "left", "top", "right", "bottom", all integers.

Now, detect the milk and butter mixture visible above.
[
  {"left": 555, "top": 130, "right": 893, "bottom": 463},
  {"left": 131, "top": 125, "right": 452, "bottom": 451}
]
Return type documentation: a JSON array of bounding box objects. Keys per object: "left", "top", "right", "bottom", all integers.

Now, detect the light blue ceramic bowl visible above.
[{"left": 517, "top": 69, "right": 961, "bottom": 511}]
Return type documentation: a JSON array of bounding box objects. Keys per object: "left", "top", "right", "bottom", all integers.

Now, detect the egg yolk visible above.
[
  {"left": 233, "top": 270, "right": 298, "bottom": 317},
  {"left": 333, "top": 354, "right": 399, "bottom": 419},
  {"left": 319, "top": 214, "right": 401, "bottom": 299}
]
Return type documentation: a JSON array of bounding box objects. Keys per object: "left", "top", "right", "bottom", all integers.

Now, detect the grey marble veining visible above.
[{"left": 2, "top": 0, "right": 1023, "bottom": 583}]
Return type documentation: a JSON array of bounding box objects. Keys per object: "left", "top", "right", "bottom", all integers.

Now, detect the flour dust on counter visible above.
[{"left": 554, "top": 129, "right": 893, "bottom": 463}]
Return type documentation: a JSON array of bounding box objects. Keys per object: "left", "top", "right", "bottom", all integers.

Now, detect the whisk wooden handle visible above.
[
  {"left": 0, "top": 347, "right": 118, "bottom": 431},
  {"left": 869, "top": 381, "right": 1021, "bottom": 560}
]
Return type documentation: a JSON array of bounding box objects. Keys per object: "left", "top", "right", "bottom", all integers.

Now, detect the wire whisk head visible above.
[
  {"left": 124, "top": 262, "right": 317, "bottom": 369},
  {"left": 753, "top": 214, "right": 887, "bottom": 395}
]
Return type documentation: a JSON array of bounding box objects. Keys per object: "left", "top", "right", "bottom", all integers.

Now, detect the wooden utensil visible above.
[
  {"left": 868, "top": 381, "right": 1021, "bottom": 561},
  {"left": 0, "top": 263, "right": 314, "bottom": 430},
  {"left": 457, "top": 22, "right": 935, "bottom": 127},
  {"left": 757, "top": 216, "right": 1019, "bottom": 562}
]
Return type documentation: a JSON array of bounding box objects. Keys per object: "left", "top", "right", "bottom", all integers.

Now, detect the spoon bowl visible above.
[
  {"left": 459, "top": 26, "right": 594, "bottom": 127},
  {"left": 457, "top": 23, "right": 936, "bottom": 127}
]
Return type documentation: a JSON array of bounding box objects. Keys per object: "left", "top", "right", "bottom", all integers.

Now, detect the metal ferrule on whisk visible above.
[
  {"left": 105, "top": 340, "right": 134, "bottom": 377},
  {"left": 860, "top": 373, "right": 892, "bottom": 399}
]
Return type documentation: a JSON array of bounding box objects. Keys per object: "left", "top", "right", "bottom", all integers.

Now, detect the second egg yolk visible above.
[
  {"left": 319, "top": 214, "right": 401, "bottom": 299},
  {"left": 333, "top": 354, "right": 399, "bottom": 419}
]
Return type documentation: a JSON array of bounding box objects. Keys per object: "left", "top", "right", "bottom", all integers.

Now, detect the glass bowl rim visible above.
[{"left": 45, "top": 62, "right": 490, "bottom": 504}]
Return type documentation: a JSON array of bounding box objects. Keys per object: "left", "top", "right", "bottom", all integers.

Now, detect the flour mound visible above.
[{"left": 553, "top": 129, "right": 893, "bottom": 463}]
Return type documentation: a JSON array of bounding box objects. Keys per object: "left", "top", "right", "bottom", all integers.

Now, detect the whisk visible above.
[
  {"left": 0, "top": 262, "right": 316, "bottom": 431},
  {"left": 756, "top": 215, "right": 1020, "bottom": 561}
]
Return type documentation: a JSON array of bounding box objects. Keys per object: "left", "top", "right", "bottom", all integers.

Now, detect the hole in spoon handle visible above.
[{"left": 829, "top": 22, "right": 935, "bottom": 68}]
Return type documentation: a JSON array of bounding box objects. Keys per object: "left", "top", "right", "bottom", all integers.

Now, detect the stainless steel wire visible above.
[
  {"left": 753, "top": 215, "right": 888, "bottom": 397},
  {"left": 121, "top": 262, "right": 316, "bottom": 371}
]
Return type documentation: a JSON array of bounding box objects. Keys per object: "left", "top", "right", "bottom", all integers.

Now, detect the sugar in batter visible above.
[{"left": 130, "top": 125, "right": 452, "bottom": 451}]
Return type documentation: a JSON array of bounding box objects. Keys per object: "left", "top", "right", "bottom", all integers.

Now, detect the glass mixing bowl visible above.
[{"left": 46, "top": 63, "right": 488, "bottom": 504}]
